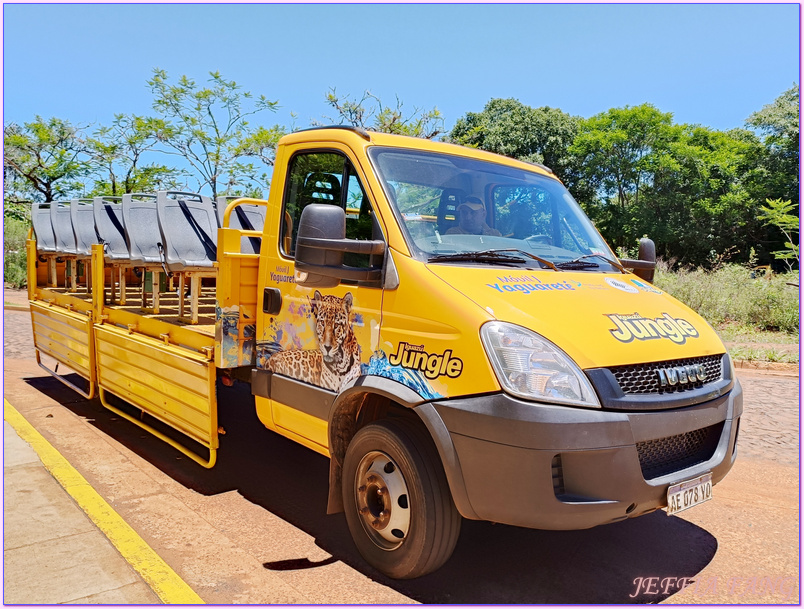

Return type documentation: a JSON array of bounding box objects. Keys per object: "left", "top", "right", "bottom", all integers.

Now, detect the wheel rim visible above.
[{"left": 354, "top": 450, "right": 411, "bottom": 550}]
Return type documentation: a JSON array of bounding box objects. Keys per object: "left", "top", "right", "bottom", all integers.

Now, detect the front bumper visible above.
[{"left": 415, "top": 379, "right": 742, "bottom": 530}]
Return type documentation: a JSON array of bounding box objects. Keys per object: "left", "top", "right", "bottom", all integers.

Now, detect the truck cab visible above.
[{"left": 236, "top": 127, "right": 741, "bottom": 578}]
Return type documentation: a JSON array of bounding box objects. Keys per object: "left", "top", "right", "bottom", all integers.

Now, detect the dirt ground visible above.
[{"left": 3, "top": 287, "right": 800, "bottom": 604}]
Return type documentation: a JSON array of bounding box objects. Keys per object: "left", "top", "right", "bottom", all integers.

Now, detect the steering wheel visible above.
[{"left": 525, "top": 234, "right": 552, "bottom": 245}]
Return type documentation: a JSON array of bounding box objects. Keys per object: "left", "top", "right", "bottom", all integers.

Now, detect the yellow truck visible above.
[{"left": 27, "top": 127, "right": 741, "bottom": 579}]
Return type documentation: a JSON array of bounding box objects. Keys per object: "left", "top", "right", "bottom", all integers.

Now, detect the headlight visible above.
[{"left": 480, "top": 322, "right": 600, "bottom": 408}]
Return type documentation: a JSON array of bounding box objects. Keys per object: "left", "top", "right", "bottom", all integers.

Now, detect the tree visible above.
[
  {"left": 566, "top": 104, "right": 678, "bottom": 251},
  {"left": 747, "top": 84, "right": 799, "bottom": 204},
  {"left": 571, "top": 104, "right": 676, "bottom": 211},
  {"left": 640, "top": 125, "right": 764, "bottom": 265},
  {"left": 745, "top": 85, "right": 799, "bottom": 245},
  {"left": 450, "top": 98, "right": 579, "bottom": 170},
  {"left": 319, "top": 89, "right": 445, "bottom": 139},
  {"left": 3, "top": 116, "right": 90, "bottom": 203},
  {"left": 147, "top": 69, "right": 284, "bottom": 198},
  {"left": 85, "top": 114, "right": 187, "bottom": 196}
]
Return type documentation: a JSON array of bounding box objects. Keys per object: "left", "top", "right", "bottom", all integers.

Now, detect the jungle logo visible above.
[
  {"left": 389, "top": 342, "right": 463, "bottom": 379},
  {"left": 606, "top": 312, "right": 700, "bottom": 345}
]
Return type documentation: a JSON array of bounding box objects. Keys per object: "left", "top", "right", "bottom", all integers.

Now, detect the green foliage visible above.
[
  {"left": 3, "top": 216, "right": 29, "bottom": 288},
  {"left": 450, "top": 98, "right": 578, "bottom": 165},
  {"left": 3, "top": 200, "right": 30, "bottom": 222},
  {"left": 727, "top": 344, "right": 798, "bottom": 364},
  {"left": 567, "top": 105, "right": 771, "bottom": 263},
  {"left": 759, "top": 198, "right": 799, "bottom": 269},
  {"left": 655, "top": 262, "right": 799, "bottom": 333},
  {"left": 746, "top": 84, "right": 799, "bottom": 206},
  {"left": 84, "top": 114, "right": 187, "bottom": 196},
  {"left": 320, "top": 89, "right": 445, "bottom": 139},
  {"left": 4, "top": 215, "right": 29, "bottom": 251},
  {"left": 147, "top": 69, "right": 285, "bottom": 198},
  {"left": 4, "top": 249, "right": 27, "bottom": 288},
  {"left": 571, "top": 103, "right": 675, "bottom": 208},
  {"left": 3, "top": 116, "right": 90, "bottom": 202}
]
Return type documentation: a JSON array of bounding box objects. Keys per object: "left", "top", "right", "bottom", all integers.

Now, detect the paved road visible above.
[{"left": 3, "top": 304, "right": 800, "bottom": 603}]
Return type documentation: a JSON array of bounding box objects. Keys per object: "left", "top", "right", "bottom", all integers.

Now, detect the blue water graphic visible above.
[{"left": 363, "top": 351, "right": 443, "bottom": 400}]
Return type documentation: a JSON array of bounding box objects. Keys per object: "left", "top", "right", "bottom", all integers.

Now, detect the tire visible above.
[{"left": 342, "top": 417, "right": 461, "bottom": 579}]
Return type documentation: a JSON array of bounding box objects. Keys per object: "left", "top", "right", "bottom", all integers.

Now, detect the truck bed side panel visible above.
[
  {"left": 30, "top": 302, "right": 95, "bottom": 383},
  {"left": 94, "top": 324, "right": 218, "bottom": 449}
]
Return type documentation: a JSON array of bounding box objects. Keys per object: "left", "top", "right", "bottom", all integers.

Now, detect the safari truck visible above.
[{"left": 26, "top": 127, "right": 741, "bottom": 579}]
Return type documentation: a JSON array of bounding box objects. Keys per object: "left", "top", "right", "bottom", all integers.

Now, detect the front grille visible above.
[
  {"left": 609, "top": 355, "right": 723, "bottom": 395},
  {"left": 636, "top": 422, "right": 724, "bottom": 479}
]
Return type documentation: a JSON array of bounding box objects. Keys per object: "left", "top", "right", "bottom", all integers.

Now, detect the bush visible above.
[
  {"left": 4, "top": 250, "right": 27, "bottom": 288},
  {"left": 4, "top": 216, "right": 29, "bottom": 251},
  {"left": 655, "top": 262, "right": 799, "bottom": 334},
  {"left": 4, "top": 217, "right": 30, "bottom": 289}
]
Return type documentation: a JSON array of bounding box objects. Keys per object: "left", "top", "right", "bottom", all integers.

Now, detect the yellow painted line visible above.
[{"left": 4, "top": 399, "right": 204, "bottom": 604}]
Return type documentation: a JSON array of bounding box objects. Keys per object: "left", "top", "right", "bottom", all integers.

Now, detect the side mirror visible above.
[
  {"left": 294, "top": 204, "right": 385, "bottom": 287},
  {"left": 295, "top": 204, "right": 344, "bottom": 288},
  {"left": 636, "top": 237, "right": 656, "bottom": 283},
  {"left": 619, "top": 237, "right": 656, "bottom": 283}
]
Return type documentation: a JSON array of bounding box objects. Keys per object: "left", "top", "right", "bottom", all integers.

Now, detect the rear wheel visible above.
[{"left": 342, "top": 418, "right": 461, "bottom": 579}]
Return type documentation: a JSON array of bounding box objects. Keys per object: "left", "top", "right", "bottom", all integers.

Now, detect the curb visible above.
[
  {"left": 4, "top": 304, "right": 30, "bottom": 312},
  {"left": 734, "top": 360, "right": 799, "bottom": 377},
  {"left": 3, "top": 399, "right": 205, "bottom": 605}
]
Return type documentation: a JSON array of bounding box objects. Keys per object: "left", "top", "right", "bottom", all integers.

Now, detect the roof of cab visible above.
[{"left": 278, "top": 126, "right": 558, "bottom": 180}]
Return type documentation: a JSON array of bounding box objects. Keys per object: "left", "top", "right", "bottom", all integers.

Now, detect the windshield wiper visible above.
[
  {"left": 428, "top": 249, "right": 561, "bottom": 271},
  {"left": 428, "top": 250, "right": 527, "bottom": 267},
  {"left": 555, "top": 253, "right": 627, "bottom": 273},
  {"left": 501, "top": 249, "right": 560, "bottom": 271},
  {"left": 554, "top": 259, "right": 600, "bottom": 270}
]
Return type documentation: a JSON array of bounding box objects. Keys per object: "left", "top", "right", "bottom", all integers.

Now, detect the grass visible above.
[
  {"left": 654, "top": 262, "right": 799, "bottom": 334},
  {"left": 654, "top": 261, "right": 799, "bottom": 364},
  {"left": 715, "top": 323, "right": 799, "bottom": 345},
  {"left": 727, "top": 345, "right": 798, "bottom": 364}
]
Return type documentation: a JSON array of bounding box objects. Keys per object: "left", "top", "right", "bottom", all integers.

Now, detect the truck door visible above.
[{"left": 255, "top": 147, "right": 384, "bottom": 454}]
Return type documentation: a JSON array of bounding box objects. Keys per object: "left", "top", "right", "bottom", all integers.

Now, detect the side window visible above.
[
  {"left": 281, "top": 151, "right": 379, "bottom": 270},
  {"left": 282, "top": 152, "right": 344, "bottom": 256}
]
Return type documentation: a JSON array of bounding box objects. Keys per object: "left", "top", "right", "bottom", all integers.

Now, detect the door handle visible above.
[{"left": 263, "top": 288, "right": 282, "bottom": 315}]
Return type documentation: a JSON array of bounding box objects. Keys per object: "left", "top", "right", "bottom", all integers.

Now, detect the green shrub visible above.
[
  {"left": 4, "top": 250, "right": 27, "bottom": 288},
  {"left": 655, "top": 262, "right": 799, "bottom": 334},
  {"left": 4, "top": 217, "right": 30, "bottom": 289},
  {"left": 4, "top": 216, "right": 29, "bottom": 252}
]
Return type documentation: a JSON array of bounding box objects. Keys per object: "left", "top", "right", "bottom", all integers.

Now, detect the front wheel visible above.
[{"left": 342, "top": 418, "right": 461, "bottom": 579}]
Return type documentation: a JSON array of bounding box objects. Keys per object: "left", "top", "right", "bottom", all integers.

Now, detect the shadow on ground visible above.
[{"left": 24, "top": 375, "right": 717, "bottom": 604}]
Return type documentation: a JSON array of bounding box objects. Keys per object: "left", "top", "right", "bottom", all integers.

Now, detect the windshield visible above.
[{"left": 369, "top": 147, "right": 617, "bottom": 271}]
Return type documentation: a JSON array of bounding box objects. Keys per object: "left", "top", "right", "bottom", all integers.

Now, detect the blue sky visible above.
[{"left": 3, "top": 3, "right": 800, "bottom": 135}]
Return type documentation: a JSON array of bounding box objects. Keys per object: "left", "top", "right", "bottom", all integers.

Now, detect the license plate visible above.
[{"left": 666, "top": 473, "right": 712, "bottom": 515}]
